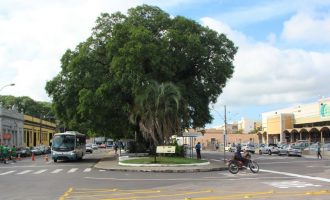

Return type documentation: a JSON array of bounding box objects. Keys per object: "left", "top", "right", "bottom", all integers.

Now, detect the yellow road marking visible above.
[
  {"left": 100, "top": 189, "right": 213, "bottom": 200},
  {"left": 58, "top": 187, "right": 73, "bottom": 200},
  {"left": 60, "top": 187, "right": 330, "bottom": 200}
]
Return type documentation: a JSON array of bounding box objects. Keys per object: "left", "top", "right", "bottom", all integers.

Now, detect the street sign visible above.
[{"left": 156, "top": 146, "right": 176, "bottom": 154}]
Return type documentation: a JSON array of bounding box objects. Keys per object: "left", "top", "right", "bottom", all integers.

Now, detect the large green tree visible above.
[{"left": 46, "top": 4, "right": 237, "bottom": 139}]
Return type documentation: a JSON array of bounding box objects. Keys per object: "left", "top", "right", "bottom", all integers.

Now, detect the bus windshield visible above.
[{"left": 52, "top": 135, "right": 75, "bottom": 151}]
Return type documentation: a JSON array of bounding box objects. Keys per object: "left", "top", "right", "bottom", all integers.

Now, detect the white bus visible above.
[{"left": 51, "top": 131, "right": 86, "bottom": 162}]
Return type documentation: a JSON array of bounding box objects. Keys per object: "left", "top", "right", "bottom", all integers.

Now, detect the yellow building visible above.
[
  {"left": 261, "top": 97, "right": 330, "bottom": 144},
  {"left": 23, "top": 115, "right": 56, "bottom": 147}
]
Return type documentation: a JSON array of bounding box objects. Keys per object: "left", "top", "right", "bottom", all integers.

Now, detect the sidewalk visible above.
[{"left": 94, "top": 150, "right": 228, "bottom": 173}]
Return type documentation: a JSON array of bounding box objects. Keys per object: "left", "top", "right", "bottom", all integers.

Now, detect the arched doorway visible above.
[
  {"left": 320, "top": 127, "right": 330, "bottom": 143},
  {"left": 283, "top": 130, "right": 291, "bottom": 143},
  {"left": 300, "top": 129, "right": 309, "bottom": 141},
  {"left": 309, "top": 128, "right": 320, "bottom": 143},
  {"left": 291, "top": 129, "right": 299, "bottom": 142}
]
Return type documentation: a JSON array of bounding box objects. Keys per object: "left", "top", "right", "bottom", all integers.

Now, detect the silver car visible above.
[
  {"left": 277, "top": 144, "right": 289, "bottom": 156},
  {"left": 258, "top": 144, "right": 279, "bottom": 155},
  {"left": 287, "top": 144, "right": 302, "bottom": 157}
]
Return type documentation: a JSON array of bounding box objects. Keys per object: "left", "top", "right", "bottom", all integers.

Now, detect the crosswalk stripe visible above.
[
  {"left": 51, "top": 169, "right": 63, "bottom": 173},
  {"left": 0, "top": 170, "right": 16, "bottom": 175},
  {"left": 33, "top": 169, "right": 48, "bottom": 174},
  {"left": 67, "top": 168, "right": 79, "bottom": 173},
  {"left": 17, "top": 170, "right": 33, "bottom": 175},
  {"left": 83, "top": 168, "right": 92, "bottom": 172}
]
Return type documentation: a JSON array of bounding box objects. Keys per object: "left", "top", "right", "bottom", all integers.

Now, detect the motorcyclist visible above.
[{"left": 234, "top": 144, "right": 249, "bottom": 166}]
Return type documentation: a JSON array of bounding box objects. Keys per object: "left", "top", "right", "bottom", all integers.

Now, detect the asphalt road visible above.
[{"left": 1, "top": 149, "right": 330, "bottom": 200}]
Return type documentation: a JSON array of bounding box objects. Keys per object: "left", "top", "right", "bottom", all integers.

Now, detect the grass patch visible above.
[{"left": 121, "top": 157, "right": 208, "bottom": 164}]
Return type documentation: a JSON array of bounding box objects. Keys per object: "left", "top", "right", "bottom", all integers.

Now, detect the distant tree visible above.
[{"left": 0, "top": 95, "right": 53, "bottom": 119}]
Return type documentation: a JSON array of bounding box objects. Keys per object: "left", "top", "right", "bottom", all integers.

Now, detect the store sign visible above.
[
  {"left": 320, "top": 99, "right": 330, "bottom": 118},
  {"left": 3, "top": 133, "right": 12, "bottom": 140}
]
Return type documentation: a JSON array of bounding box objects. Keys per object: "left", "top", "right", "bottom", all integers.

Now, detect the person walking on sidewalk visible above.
[
  {"left": 317, "top": 142, "right": 322, "bottom": 159},
  {"left": 195, "top": 142, "right": 202, "bottom": 159}
]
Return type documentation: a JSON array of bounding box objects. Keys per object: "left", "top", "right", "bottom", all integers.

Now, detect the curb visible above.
[
  {"left": 94, "top": 165, "right": 228, "bottom": 173},
  {"left": 118, "top": 161, "right": 211, "bottom": 167},
  {"left": 94, "top": 159, "right": 228, "bottom": 173}
]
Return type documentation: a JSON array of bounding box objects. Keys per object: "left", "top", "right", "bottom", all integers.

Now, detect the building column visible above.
[{"left": 321, "top": 130, "right": 324, "bottom": 143}]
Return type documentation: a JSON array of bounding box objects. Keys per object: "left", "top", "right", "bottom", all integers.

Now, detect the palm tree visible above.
[{"left": 131, "top": 81, "right": 181, "bottom": 146}]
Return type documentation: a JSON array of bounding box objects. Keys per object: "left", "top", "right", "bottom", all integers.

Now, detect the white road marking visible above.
[
  {"left": 67, "top": 168, "right": 79, "bottom": 173},
  {"left": 260, "top": 169, "right": 330, "bottom": 183},
  {"left": 51, "top": 169, "right": 63, "bottom": 173},
  {"left": 0, "top": 170, "right": 16, "bottom": 175},
  {"left": 83, "top": 168, "right": 92, "bottom": 172},
  {"left": 16, "top": 170, "right": 33, "bottom": 175},
  {"left": 33, "top": 169, "right": 48, "bottom": 174},
  {"left": 265, "top": 181, "right": 321, "bottom": 189}
]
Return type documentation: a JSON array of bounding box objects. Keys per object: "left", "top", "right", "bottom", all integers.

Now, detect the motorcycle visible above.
[{"left": 227, "top": 153, "right": 259, "bottom": 174}]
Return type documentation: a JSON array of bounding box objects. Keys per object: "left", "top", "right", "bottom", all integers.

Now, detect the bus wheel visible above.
[{"left": 54, "top": 159, "right": 57, "bottom": 163}]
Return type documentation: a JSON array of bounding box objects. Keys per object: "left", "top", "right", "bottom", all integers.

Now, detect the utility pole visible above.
[{"left": 224, "top": 105, "right": 227, "bottom": 162}]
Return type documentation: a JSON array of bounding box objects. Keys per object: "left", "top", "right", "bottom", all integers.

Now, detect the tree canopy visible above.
[
  {"left": 0, "top": 95, "right": 53, "bottom": 118},
  {"left": 46, "top": 4, "right": 237, "bottom": 141}
]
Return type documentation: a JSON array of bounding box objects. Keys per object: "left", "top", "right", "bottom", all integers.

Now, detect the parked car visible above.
[
  {"left": 16, "top": 147, "right": 32, "bottom": 157},
  {"left": 225, "top": 143, "right": 237, "bottom": 152},
  {"left": 323, "top": 143, "right": 330, "bottom": 151},
  {"left": 287, "top": 144, "right": 302, "bottom": 157},
  {"left": 258, "top": 144, "right": 279, "bottom": 155},
  {"left": 304, "top": 143, "right": 319, "bottom": 152},
  {"left": 30, "top": 147, "right": 43, "bottom": 155},
  {"left": 241, "top": 143, "right": 255, "bottom": 154},
  {"left": 278, "top": 144, "right": 289, "bottom": 156},
  {"left": 99, "top": 143, "right": 106, "bottom": 148},
  {"left": 37, "top": 145, "right": 51, "bottom": 154},
  {"left": 91, "top": 144, "right": 98, "bottom": 150},
  {"left": 86, "top": 144, "right": 93, "bottom": 153}
]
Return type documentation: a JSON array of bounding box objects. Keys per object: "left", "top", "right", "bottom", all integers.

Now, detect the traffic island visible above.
[{"left": 94, "top": 155, "right": 228, "bottom": 173}]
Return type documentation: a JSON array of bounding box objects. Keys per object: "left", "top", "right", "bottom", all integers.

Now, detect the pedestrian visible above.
[
  {"left": 195, "top": 142, "right": 201, "bottom": 159},
  {"left": 114, "top": 143, "right": 118, "bottom": 154},
  {"left": 317, "top": 142, "right": 322, "bottom": 159}
]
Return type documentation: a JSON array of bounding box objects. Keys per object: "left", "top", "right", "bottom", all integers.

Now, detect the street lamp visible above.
[
  {"left": 211, "top": 106, "right": 227, "bottom": 163},
  {"left": 0, "top": 83, "right": 15, "bottom": 92}
]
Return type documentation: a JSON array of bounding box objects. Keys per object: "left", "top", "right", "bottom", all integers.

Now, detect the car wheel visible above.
[
  {"left": 54, "top": 159, "right": 57, "bottom": 162},
  {"left": 259, "top": 150, "right": 262, "bottom": 155}
]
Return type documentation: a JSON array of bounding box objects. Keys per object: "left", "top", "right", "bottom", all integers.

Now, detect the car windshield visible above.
[{"left": 52, "top": 135, "right": 75, "bottom": 151}]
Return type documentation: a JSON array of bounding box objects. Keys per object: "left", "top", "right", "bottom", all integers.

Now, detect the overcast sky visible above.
[{"left": 1, "top": 0, "right": 330, "bottom": 127}]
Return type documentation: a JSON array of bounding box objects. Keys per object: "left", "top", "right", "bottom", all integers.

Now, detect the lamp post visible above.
[
  {"left": 0, "top": 83, "right": 15, "bottom": 92},
  {"left": 212, "top": 105, "right": 238, "bottom": 163}
]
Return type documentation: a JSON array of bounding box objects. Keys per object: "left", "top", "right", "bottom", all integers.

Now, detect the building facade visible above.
[
  {"left": 195, "top": 128, "right": 259, "bottom": 150},
  {"left": 23, "top": 115, "right": 56, "bottom": 147},
  {"left": 261, "top": 97, "right": 330, "bottom": 144},
  {"left": 0, "top": 105, "right": 24, "bottom": 147}
]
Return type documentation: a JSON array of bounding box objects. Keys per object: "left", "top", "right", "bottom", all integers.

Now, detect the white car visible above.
[
  {"left": 258, "top": 144, "right": 279, "bottom": 155},
  {"left": 86, "top": 144, "right": 93, "bottom": 153},
  {"left": 91, "top": 144, "right": 98, "bottom": 150},
  {"left": 241, "top": 143, "right": 255, "bottom": 154}
]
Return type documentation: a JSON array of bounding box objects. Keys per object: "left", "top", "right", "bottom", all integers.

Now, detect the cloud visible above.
[
  {"left": 0, "top": 0, "right": 143, "bottom": 101},
  {"left": 201, "top": 17, "right": 330, "bottom": 109},
  {"left": 282, "top": 11, "right": 330, "bottom": 44}
]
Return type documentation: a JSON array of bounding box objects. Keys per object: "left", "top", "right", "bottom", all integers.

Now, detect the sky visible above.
[{"left": 1, "top": 0, "right": 330, "bottom": 128}]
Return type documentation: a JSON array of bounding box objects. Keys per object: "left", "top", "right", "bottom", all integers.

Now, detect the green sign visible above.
[{"left": 320, "top": 103, "right": 330, "bottom": 118}]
